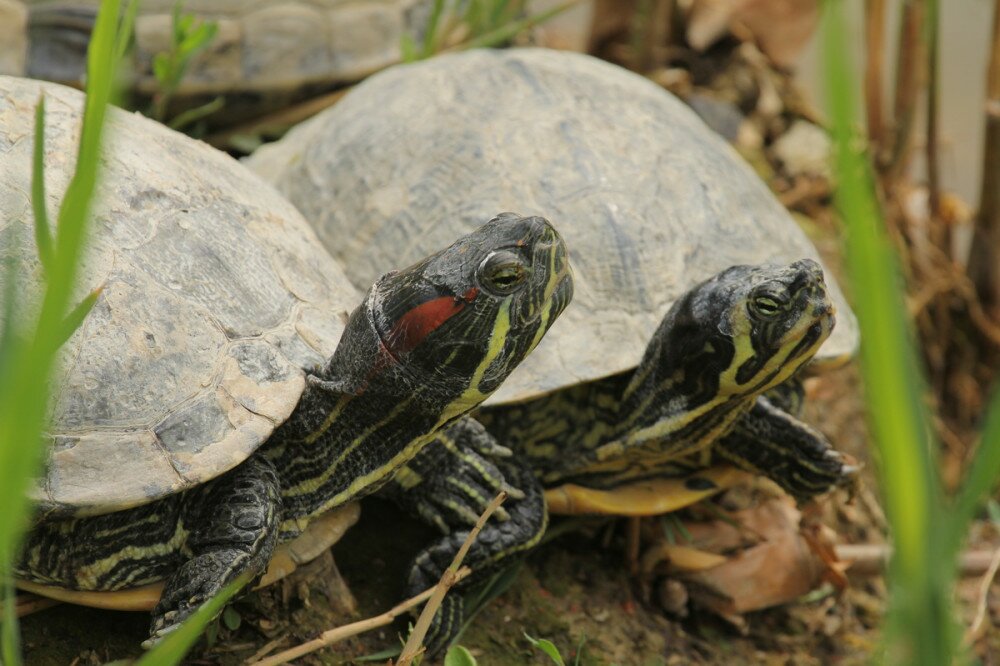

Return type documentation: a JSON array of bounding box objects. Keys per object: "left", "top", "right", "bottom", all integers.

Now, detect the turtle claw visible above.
[
  {"left": 142, "top": 619, "right": 182, "bottom": 650},
  {"left": 840, "top": 463, "right": 861, "bottom": 477},
  {"left": 823, "top": 448, "right": 862, "bottom": 485},
  {"left": 502, "top": 481, "right": 526, "bottom": 501},
  {"left": 475, "top": 441, "right": 515, "bottom": 459}
]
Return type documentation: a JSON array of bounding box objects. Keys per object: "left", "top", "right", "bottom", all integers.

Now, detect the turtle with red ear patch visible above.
[{"left": 15, "top": 212, "right": 573, "bottom": 646}]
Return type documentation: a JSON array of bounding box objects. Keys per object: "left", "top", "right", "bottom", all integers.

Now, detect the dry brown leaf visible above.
[
  {"left": 802, "top": 520, "right": 850, "bottom": 591},
  {"left": 687, "top": 0, "right": 820, "bottom": 68},
  {"left": 671, "top": 499, "right": 837, "bottom": 615}
]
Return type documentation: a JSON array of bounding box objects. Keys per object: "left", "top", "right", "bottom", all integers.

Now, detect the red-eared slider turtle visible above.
[
  {"left": 3, "top": 74, "right": 573, "bottom": 646},
  {"left": 246, "top": 47, "right": 860, "bottom": 648},
  {"left": 0, "top": 0, "right": 426, "bottom": 115}
]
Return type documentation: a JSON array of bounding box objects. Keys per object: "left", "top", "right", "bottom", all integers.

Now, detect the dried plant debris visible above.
[
  {"left": 686, "top": 0, "right": 819, "bottom": 69},
  {"left": 638, "top": 498, "right": 848, "bottom": 623}
]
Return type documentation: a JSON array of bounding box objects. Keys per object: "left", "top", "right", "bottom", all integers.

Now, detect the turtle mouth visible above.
[
  {"left": 787, "top": 303, "right": 836, "bottom": 364},
  {"left": 529, "top": 233, "right": 574, "bottom": 328},
  {"left": 552, "top": 268, "right": 574, "bottom": 313}
]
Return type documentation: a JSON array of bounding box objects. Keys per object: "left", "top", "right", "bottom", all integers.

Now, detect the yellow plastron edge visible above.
[
  {"left": 544, "top": 466, "right": 750, "bottom": 516},
  {"left": 15, "top": 502, "right": 361, "bottom": 612}
]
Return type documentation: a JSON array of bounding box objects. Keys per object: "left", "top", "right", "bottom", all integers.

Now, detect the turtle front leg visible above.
[
  {"left": 714, "top": 395, "right": 858, "bottom": 502},
  {"left": 404, "top": 456, "right": 546, "bottom": 654},
  {"left": 384, "top": 419, "right": 546, "bottom": 655},
  {"left": 382, "top": 417, "right": 525, "bottom": 533},
  {"left": 147, "top": 454, "right": 282, "bottom": 645}
]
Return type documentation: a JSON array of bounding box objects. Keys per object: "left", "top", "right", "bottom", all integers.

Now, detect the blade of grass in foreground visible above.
[
  {"left": 952, "top": 388, "right": 1000, "bottom": 548},
  {"left": 823, "top": 2, "right": 966, "bottom": 663},
  {"left": 0, "top": 0, "right": 128, "bottom": 579},
  {"left": 1, "top": 577, "right": 19, "bottom": 666},
  {"left": 135, "top": 575, "right": 250, "bottom": 666},
  {"left": 0, "top": 0, "right": 133, "bottom": 662}
]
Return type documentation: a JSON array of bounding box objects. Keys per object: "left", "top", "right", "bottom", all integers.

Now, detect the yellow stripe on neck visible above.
[{"left": 281, "top": 299, "right": 514, "bottom": 533}]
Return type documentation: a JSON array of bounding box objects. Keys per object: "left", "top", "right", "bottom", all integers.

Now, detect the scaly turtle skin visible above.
[
  {"left": 245, "top": 48, "right": 858, "bottom": 649},
  {"left": 4, "top": 75, "right": 573, "bottom": 645}
]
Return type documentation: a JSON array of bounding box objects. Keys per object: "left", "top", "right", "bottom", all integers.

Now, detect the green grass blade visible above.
[
  {"left": 171, "top": 0, "right": 183, "bottom": 45},
  {"left": 422, "top": 0, "right": 447, "bottom": 58},
  {"left": 823, "top": 0, "right": 934, "bottom": 579},
  {"left": 822, "top": 2, "right": 957, "bottom": 663},
  {"left": 0, "top": 0, "right": 125, "bottom": 553},
  {"left": 54, "top": 288, "right": 102, "bottom": 350},
  {"left": 135, "top": 575, "right": 250, "bottom": 666},
  {"left": 488, "top": 0, "right": 516, "bottom": 28},
  {"left": 0, "top": 0, "right": 132, "bottom": 662},
  {"left": 457, "top": 2, "right": 578, "bottom": 52},
  {"left": 1, "top": 575, "right": 20, "bottom": 666},
  {"left": 572, "top": 634, "right": 586, "bottom": 666},
  {"left": 355, "top": 646, "right": 402, "bottom": 662},
  {"left": 400, "top": 31, "right": 419, "bottom": 63},
  {"left": 523, "top": 632, "right": 566, "bottom": 666},
  {"left": 444, "top": 644, "right": 478, "bottom": 666},
  {"left": 952, "top": 387, "right": 1000, "bottom": 546},
  {"left": 0, "top": 228, "right": 22, "bottom": 378},
  {"left": 31, "top": 98, "right": 52, "bottom": 277},
  {"left": 167, "top": 95, "right": 224, "bottom": 131},
  {"left": 116, "top": 0, "right": 140, "bottom": 62}
]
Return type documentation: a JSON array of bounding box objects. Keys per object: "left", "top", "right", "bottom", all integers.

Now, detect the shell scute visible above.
[
  {"left": 0, "top": 75, "right": 357, "bottom": 516},
  {"left": 248, "top": 49, "right": 859, "bottom": 404}
]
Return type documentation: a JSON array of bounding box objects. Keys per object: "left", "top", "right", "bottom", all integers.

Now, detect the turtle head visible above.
[
  {"left": 695, "top": 258, "right": 834, "bottom": 398},
  {"left": 334, "top": 213, "right": 572, "bottom": 408},
  {"left": 620, "top": 259, "right": 833, "bottom": 436}
]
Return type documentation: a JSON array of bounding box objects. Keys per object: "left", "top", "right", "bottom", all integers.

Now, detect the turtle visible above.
[
  {"left": 0, "top": 0, "right": 429, "bottom": 119},
  {"left": 2, "top": 74, "right": 573, "bottom": 647},
  {"left": 245, "top": 47, "right": 861, "bottom": 648}
]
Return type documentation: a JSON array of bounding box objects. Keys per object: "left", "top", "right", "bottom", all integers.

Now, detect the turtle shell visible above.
[
  {"left": 247, "top": 48, "right": 859, "bottom": 405},
  {"left": 1, "top": 0, "right": 421, "bottom": 96},
  {"left": 0, "top": 75, "right": 359, "bottom": 518}
]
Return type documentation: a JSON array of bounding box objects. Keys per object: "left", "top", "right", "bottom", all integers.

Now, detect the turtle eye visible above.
[
  {"left": 751, "top": 294, "right": 783, "bottom": 318},
  {"left": 478, "top": 250, "right": 529, "bottom": 295}
]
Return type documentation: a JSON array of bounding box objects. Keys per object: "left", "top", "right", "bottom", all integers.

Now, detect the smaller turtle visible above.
[
  {"left": 4, "top": 74, "right": 573, "bottom": 648},
  {"left": 389, "top": 258, "right": 848, "bottom": 651}
]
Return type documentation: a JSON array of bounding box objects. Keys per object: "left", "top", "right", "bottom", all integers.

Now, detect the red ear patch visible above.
[{"left": 383, "top": 290, "right": 477, "bottom": 356}]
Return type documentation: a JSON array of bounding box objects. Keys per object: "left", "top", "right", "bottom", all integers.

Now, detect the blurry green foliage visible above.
[
  {"left": 0, "top": 0, "right": 135, "bottom": 662},
  {"left": 823, "top": 1, "right": 1000, "bottom": 663},
  {"left": 401, "top": 0, "right": 579, "bottom": 62},
  {"left": 148, "top": 1, "right": 221, "bottom": 128}
]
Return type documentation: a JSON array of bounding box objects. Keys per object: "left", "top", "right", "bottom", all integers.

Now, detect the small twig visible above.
[
  {"left": 968, "top": 0, "right": 1000, "bottom": 310},
  {"left": 886, "top": 0, "right": 925, "bottom": 182},
  {"left": 636, "top": 0, "right": 672, "bottom": 73},
  {"left": 206, "top": 641, "right": 260, "bottom": 654},
  {"left": 924, "top": 0, "right": 943, "bottom": 244},
  {"left": 6, "top": 593, "right": 62, "bottom": 619},
  {"left": 964, "top": 544, "right": 1000, "bottom": 645},
  {"left": 396, "top": 491, "right": 508, "bottom": 665},
  {"left": 250, "top": 566, "right": 471, "bottom": 666},
  {"left": 244, "top": 636, "right": 288, "bottom": 664},
  {"left": 864, "top": 0, "right": 887, "bottom": 157},
  {"left": 835, "top": 543, "right": 1000, "bottom": 577}
]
